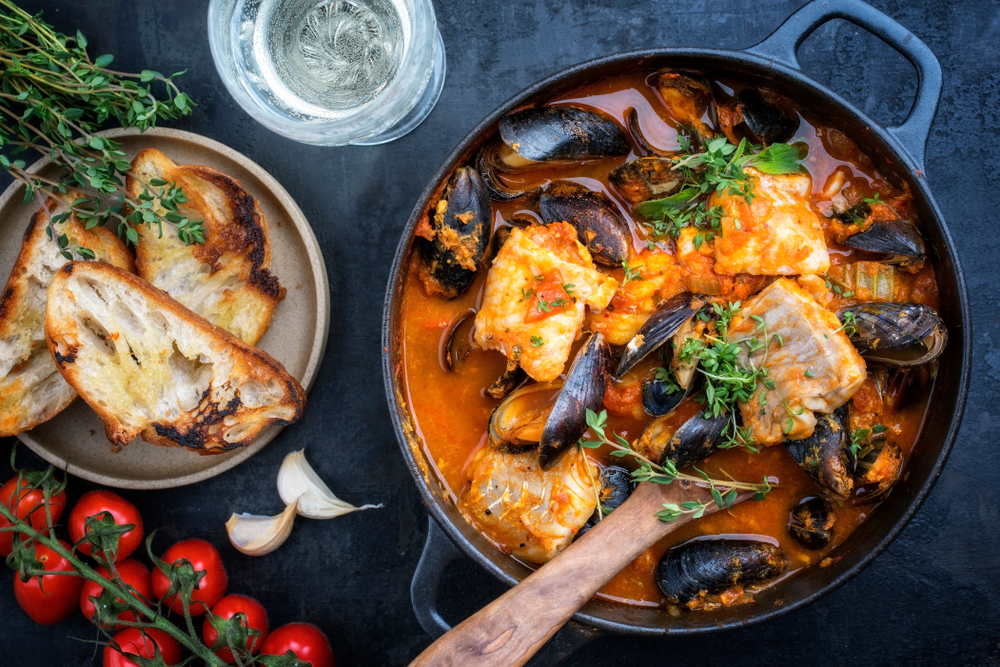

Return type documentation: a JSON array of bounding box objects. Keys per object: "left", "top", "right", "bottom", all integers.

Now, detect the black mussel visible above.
[
  {"left": 637, "top": 409, "right": 727, "bottom": 469},
  {"left": 653, "top": 70, "right": 715, "bottom": 143},
  {"left": 608, "top": 157, "right": 684, "bottom": 206},
  {"left": 539, "top": 333, "right": 610, "bottom": 469},
  {"left": 656, "top": 539, "right": 788, "bottom": 605},
  {"left": 419, "top": 167, "right": 491, "bottom": 298},
  {"left": 538, "top": 180, "right": 629, "bottom": 265},
  {"left": 625, "top": 107, "right": 673, "bottom": 157},
  {"left": 641, "top": 371, "right": 693, "bottom": 417},
  {"left": 488, "top": 380, "right": 563, "bottom": 448},
  {"left": 840, "top": 302, "right": 947, "bottom": 367},
  {"left": 841, "top": 217, "right": 927, "bottom": 266},
  {"left": 785, "top": 406, "right": 853, "bottom": 498},
  {"left": 576, "top": 465, "right": 636, "bottom": 540},
  {"left": 853, "top": 438, "right": 903, "bottom": 504},
  {"left": 486, "top": 360, "right": 526, "bottom": 400},
  {"left": 614, "top": 293, "right": 699, "bottom": 379},
  {"left": 476, "top": 140, "right": 543, "bottom": 202},
  {"left": 737, "top": 89, "right": 798, "bottom": 145},
  {"left": 499, "top": 106, "right": 629, "bottom": 163},
  {"left": 788, "top": 497, "right": 835, "bottom": 550},
  {"left": 442, "top": 309, "right": 477, "bottom": 372}
]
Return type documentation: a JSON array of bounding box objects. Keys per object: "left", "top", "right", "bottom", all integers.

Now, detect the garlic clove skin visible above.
[
  {"left": 225, "top": 500, "right": 298, "bottom": 556},
  {"left": 277, "top": 449, "right": 382, "bottom": 520}
]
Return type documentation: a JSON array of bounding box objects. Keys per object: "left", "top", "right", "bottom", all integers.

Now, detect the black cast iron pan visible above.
[{"left": 382, "top": 0, "right": 971, "bottom": 662}]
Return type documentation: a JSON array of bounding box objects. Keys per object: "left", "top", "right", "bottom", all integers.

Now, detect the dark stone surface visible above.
[{"left": 1, "top": 0, "right": 998, "bottom": 664}]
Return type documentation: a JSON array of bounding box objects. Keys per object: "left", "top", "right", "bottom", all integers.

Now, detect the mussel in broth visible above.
[
  {"left": 641, "top": 370, "right": 694, "bottom": 417},
  {"left": 735, "top": 89, "right": 798, "bottom": 145},
  {"left": 853, "top": 437, "right": 903, "bottom": 504},
  {"left": 538, "top": 180, "right": 630, "bottom": 265},
  {"left": 614, "top": 292, "right": 700, "bottom": 379},
  {"left": 637, "top": 408, "right": 727, "bottom": 469},
  {"left": 499, "top": 105, "right": 630, "bottom": 163},
  {"left": 841, "top": 302, "right": 947, "bottom": 367},
  {"left": 787, "top": 496, "right": 835, "bottom": 550},
  {"left": 418, "top": 167, "right": 491, "bottom": 298},
  {"left": 488, "top": 380, "right": 563, "bottom": 448},
  {"left": 476, "top": 141, "right": 543, "bottom": 202},
  {"left": 656, "top": 539, "right": 788, "bottom": 605},
  {"left": 539, "top": 333, "right": 610, "bottom": 469},
  {"left": 486, "top": 360, "right": 526, "bottom": 400},
  {"left": 625, "top": 106, "right": 673, "bottom": 157},
  {"left": 784, "top": 406, "right": 853, "bottom": 498},
  {"left": 608, "top": 156, "right": 684, "bottom": 206},
  {"left": 653, "top": 70, "right": 715, "bottom": 144},
  {"left": 443, "top": 309, "right": 477, "bottom": 372},
  {"left": 576, "top": 465, "right": 636, "bottom": 539},
  {"left": 842, "top": 216, "right": 927, "bottom": 266}
]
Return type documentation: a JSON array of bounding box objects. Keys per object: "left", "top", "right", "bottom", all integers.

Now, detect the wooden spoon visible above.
[{"left": 409, "top": 479, "right": 752, "bottom": 667}]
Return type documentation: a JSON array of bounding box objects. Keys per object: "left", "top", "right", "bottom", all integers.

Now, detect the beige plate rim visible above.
[{"left": 8, "top": 126, "right": 330, "bottom": 489}]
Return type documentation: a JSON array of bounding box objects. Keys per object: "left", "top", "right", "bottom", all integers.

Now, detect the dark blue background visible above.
[{"left": 1, "top": 0, "right": 998, "bottom": 664}]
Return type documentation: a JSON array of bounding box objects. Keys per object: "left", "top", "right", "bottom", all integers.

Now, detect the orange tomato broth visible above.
[{"left": 399, "top": 70, "right": 938, "bottom": 607}]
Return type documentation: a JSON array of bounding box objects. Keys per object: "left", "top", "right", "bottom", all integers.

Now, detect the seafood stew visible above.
[{"left": 397, "top": 68, "right": 946, "bottom": 613}]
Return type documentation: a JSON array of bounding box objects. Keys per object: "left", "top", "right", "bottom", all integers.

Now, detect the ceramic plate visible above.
[{"left": 1, "top": 127, "right": 329, "bottom": 489}]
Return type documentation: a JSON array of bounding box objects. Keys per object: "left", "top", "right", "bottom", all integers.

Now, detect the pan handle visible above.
[
  {"left": 744, "top": 0, "right": 942, "bottom": 173},
  {"left": 410, "top": 516, "right": 601, "bottom": 665}
]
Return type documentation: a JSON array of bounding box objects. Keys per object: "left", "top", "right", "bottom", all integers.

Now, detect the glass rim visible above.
[{"left": 207, "top": 0, "right": 439, "bottom": 145}]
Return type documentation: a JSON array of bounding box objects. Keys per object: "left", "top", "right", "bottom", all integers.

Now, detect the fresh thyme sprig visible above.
[
  {"left": 633, "top": 136, "right": 803, "bottom": 240},
  {"left": 0, "top": 1, "right": 204, "bottom": 252},
  {"left": 849, "top": 424, "right": 887, "bottom": 464},
  {"left": 829, "top": 311, "right": 857, "bottom": 338},
  {"left": 621, "top": 259, "right": 644, "bottom": 287},
  {"left": 578, "top": 409, "right": 773, "bottom": 523}
]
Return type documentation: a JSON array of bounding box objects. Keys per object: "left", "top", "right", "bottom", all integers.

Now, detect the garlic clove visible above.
[
  {"left": 225, "top": 500, "right": 298, "bottom": 556},
  {"left": 277, "top": 449, "right": 382, "bottom": 520}
]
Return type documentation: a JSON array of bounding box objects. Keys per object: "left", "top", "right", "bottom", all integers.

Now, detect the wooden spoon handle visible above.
[{"left": 409, "top": 480, "right": 750, "bottom": 667}]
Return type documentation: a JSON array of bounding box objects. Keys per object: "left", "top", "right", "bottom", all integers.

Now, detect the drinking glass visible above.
[{"left": 208, "top": 0, "right": 446, "bottom": 146}]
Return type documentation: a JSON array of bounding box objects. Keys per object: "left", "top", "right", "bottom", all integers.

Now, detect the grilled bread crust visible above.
[
  {"left": 45, "top": 261, "right": 305, "bottom": 454},
  {"left": 0, "top": 198, "right": 134, "bottom": 436},
  {"left": 127, "top": 148, "right": 283, "bottom": 346}
]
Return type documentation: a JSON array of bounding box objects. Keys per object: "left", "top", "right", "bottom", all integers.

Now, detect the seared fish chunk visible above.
[
  {"left": 474, "top": 224, "right": 618, "bottom": 382},
  {"left": 728, "top": 278, "right": 866, "bottom": 445},
  {"left": 460, "top": 444, "right": 597, "bottom": 563},
  {"left": 711, "top": 168, "right": 829, "bottom": 276}
]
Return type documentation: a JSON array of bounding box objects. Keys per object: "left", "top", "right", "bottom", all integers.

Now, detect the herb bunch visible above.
[
  {"left": 634, "top": 135, "right": 803, "bottom": 242},
  {"left": 0, "top": 1, "right": 204, "bottom": 257},
  {"left": 0, "top": 450, "right": 307, "bottom": 667},
  {"left": 578, "top": 409, "right": 773, "bottom": 524}
]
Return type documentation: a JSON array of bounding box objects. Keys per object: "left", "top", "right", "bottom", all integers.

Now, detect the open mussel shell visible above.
[
  {"left": 787, "top": 496, "right": 835, "bottom": 550},
  {"left": 638, "top": 409, "right": 727, "bottom": 469},
  {"left": 576, "top": 465, "right": 636, "bottom": 540},
  {"left": 499, "top": 106, "right": 629, "bottom": 163},
  {"left": 476, "top": 140, "right": 543, "bottom": 203},
  {"left": 841, "top": 302, "right": 947, "bottom": 367},
  {"left": 784, "top": 406, "right": 853, "bottom": 498},
  {"left": 419, "top": 167, "right": 491, "bottom": 298},
  {"left": 625, "top": 107, "right": 673, "bottom": 157},
  {"left": 442, "top": 310, "right": 477, "bottom": 372},
  {"left": 641, "top": 372, "right": 693, "bottom": 417},
  {"left": 737, "top": 89, "right": 798, "bottom": 145},
  {"left": 841, "top": 217, "right": 926, "bottom": 266},
  {"left": 852, "top": 438, "right": 903, "bottom": 504},
  {"left": 486, "top": 360, "right": 526, "bottom": 400},
  {"left": 653, "top": 70, "right": 714, "bottom": 143},
  {"left": 487, "top": 380, "right": 563, "bottom": 449},
  {"left": 608, "top": 156, "right": 684, "bottom": 206},
  {"left": 538, "top": 180, "right": 629, "bottom": 265},
  {"left": 539, "top": 333, "right": 611, "bottom": 469},
  {"left": 614, "top": 293, "right": 698, "bottom": 380},
  {"left": 656, "top": 539, "right": 788, "bottom": 605}
]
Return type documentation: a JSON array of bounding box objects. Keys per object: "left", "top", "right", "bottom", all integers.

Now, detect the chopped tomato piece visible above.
[{"left": 524, "top": 269, "right": 576, "bottom": 323}]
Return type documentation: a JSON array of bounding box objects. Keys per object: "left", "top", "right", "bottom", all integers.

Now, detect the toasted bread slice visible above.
[
  {"left": 126, "top": 148, "right": 283, "bottom": 346},
  {"left": 0, "top": 198, "right": 134, "bottom": 436},
  {"left": 45, "top": 261, "right": 305, "bottom": 453}
]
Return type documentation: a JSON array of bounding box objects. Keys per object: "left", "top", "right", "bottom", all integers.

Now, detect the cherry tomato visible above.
[
  {"left": 202, "top": 594, "right": 270, "bottom": 664},
  {"left": 151, "top": 539, "right": 227, "bottom": 616},
  {"left": 68, "top": 490, "right": 143, "bottom": 561},
  {"left": 0, "top": 475, "right": 66, "bottom": 557},
  {"left": 260, "top": 623, "right": 335, "bottom": 667},
  {"left": 104, "top": 627, "right": 181, "bottom": 667},
  {"left": 13, "top": 539, "right": 84, "bottom": 625},
  {"left": 79, "top": 558, "right": 153, "bottom": 629}
]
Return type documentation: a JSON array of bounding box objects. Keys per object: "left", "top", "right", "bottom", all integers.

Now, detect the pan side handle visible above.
[
  {"left": 410, "top": 516, "right": 600, "bottom": 665},
  {"left": 744, "top": 0, "right": 942, "bottom": 174}
]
